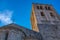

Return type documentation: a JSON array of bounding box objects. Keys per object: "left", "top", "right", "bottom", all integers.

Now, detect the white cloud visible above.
[{"left": 0, "top": 10, "right": 13, "bottom": 26}]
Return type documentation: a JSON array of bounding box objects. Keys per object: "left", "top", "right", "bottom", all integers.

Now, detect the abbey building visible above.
[{"left": 0, "top": 3, "right": 60, "bottom": 40}]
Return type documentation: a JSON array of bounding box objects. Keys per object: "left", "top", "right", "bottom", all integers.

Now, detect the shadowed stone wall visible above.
[{"left": 0, "top": 24, "right": 42, "bottom": 40}]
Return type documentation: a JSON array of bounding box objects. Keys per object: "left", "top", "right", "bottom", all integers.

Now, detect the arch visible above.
[{"left": 19, "top": 29, "right": 26, "bottom": 37}]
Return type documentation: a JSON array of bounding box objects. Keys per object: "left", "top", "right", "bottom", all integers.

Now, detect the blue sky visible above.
[{"left": 0, "top": 0, "right": 60, "bottom": 29}]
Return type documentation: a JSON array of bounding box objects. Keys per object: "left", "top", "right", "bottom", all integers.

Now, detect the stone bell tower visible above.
[{"left": 31, "top": 3, "right": 60, "bottom": 40}]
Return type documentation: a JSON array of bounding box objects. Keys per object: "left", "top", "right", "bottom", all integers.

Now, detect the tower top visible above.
[
  {"left": 31, "top": 3, "right": 60, "bottom": 32},
  {"left": 32, "top": 3, "right": 52, "bottom": 6}
]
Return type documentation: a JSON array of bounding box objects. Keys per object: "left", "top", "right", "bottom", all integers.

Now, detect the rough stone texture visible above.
[
  {"left": 0, "top": 24, "right": 42, "bottom": 40},
  {"left": 31, "top": 3, "right": 60, "bottom": 40},
  {"left": 0, "top": 31, "right": 6, "bottom": 40},
  {"left": 38, "top": 24, "right": 60, "bottom": 40}
]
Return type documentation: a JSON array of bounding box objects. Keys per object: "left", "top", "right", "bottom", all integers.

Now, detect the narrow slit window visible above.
[{"left": 5, "top": 32, "right": 8, "bottom": 40}]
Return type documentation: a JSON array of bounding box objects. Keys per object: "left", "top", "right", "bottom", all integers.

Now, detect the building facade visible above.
[
  {"left": 31, "top": 3, "right": 60, "bottom": 40},
  {"left": 0, "top": 3, "right": 60, "bottom": 40},
  {"left": 0, "top": 24, "right": 41, "bottom": 40}
]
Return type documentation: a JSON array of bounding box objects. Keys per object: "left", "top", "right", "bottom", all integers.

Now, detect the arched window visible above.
[
  {"left": 37, "top": 6, "right": 39, "bottom": 9},
  {"left": 40, "top": 12, "right": 45, "bottom": 16},
  {"left": 50, "top": 12, "right": 55, "bottom": 17},
  {"left": 48, "top": 6, "right": 51, "bottom": 10},
  {"left": 40, "top": 6, "right": 43, "bottom": 9},
  {"left": 45, "top": 6, "right": 48, "bottom": 10}
]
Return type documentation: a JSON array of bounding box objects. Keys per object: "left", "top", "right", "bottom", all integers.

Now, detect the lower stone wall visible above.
[
  {"left": 38, "top": 24, "right": 60, "bottom": 40},
  {"left": 0, "top": 31, "right": 6, "bottom": 40},
  {"left": 0, "top": 25, "right": 41, "bottom": 40},
  {"left": 8, "top": 30, "right": 24, "bottom": 40}
]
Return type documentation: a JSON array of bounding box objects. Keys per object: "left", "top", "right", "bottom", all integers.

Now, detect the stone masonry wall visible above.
[{"left": 38, "top": 24, "right": 60, "bottom": 40}]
